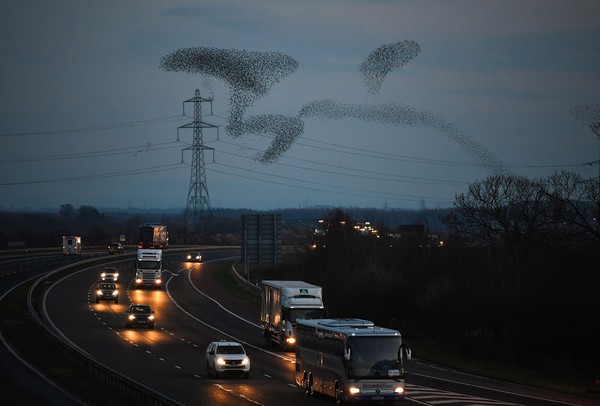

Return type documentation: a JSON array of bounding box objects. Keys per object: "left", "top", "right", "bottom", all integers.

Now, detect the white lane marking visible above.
[{"left": 165, "top": 263, "right": 293, "bottom": 362}]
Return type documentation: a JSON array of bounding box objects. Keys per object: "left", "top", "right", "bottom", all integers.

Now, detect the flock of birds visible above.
[{"left": 160, "top": 41, "right": 513, "bottom": 172}]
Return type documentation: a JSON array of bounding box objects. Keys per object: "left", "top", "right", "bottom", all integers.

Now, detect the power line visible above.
[
  {"left": 0, "top": 115, "right": 188, "bottom": 137},
  {"left": 0, "top": 162, "right": 188, "bottom": 186},
  {"left": 214, "top": 140, "right": 468, "bottom": 186},
  {"left": 210, "top": 162, "right": 455, "bottom": 203},
  {"left": 207, "top": 112, "right": 591, "bottom": 169},
  {"left": 0, "top": 141, "right": 185, "bottom": 163}
]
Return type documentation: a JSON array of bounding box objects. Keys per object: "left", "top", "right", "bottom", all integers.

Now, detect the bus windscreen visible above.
[{"left": 348, "top": 336, "right": 402, "bottom": 379}]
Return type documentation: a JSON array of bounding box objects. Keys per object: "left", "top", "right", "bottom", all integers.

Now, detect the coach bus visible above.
[{"left": 295, "top": 318, "right": 411, "bottom": 405}]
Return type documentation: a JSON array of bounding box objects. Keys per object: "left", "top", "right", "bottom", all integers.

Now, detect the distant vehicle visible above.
[
  {"left": 62, "top": 235, "right": 82, "bottom": 255},
  {"left": 95, "top": 283, "right": 118, "bottom": 303},
  {"left": 295, "top": 318, "right": 411, "bottom": 404},
  {"left": 205, "top": 340, "right": 250, "bottom": 379},
  {"left": 186, "top": 251, "right": 202, "bottom": 262},
  {"left": 261, "top": 280, "right": 326, "bottom": 349},
  {"left": 135, "top": 249, "right": 164, "bottom": 288},
  {"left": 100, "top": 267, "right": 119, "bottom": 282},
  {"left": 138, "top": 224, "right": 168, "bottom": 249},
  {"left": 125, "top": 304, "right": 155, "bottom": 328},
  {"left": 107, "top": 242, "right": 123, "bottom": 254}
]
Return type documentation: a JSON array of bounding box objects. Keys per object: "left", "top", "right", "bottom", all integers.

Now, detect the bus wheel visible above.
[
  {"left": 307, "top": 375, "right": 314, "bottom": 397},
  {"left": 334, "top": 383, "right": 343, "bottom": 406},
  {"left": 303, "top": 373, "right": 309, "bottom": 395}
]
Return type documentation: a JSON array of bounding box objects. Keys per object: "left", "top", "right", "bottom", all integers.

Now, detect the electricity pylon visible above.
[{"left": 179, "top": 89, "right": 217, "bottom": 232}]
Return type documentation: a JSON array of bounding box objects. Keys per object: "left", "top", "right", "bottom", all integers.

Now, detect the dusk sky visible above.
[{"left": 1, "top": 0, "right": 599, "bottom": 212}]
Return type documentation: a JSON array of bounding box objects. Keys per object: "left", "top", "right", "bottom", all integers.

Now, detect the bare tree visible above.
[
  {"left": 444, "top": 175, "right": 550, "bottom": 257},
  {"left": 545, "top": 171, "right": 600, "bottom": 242}
]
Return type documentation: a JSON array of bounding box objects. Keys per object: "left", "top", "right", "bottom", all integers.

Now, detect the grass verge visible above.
[
  {"left": 214, "top": 263, "right": 260, "bottom": 307},
  {"left": 404, "top": 338, "right": 600, "bottom": 398}
]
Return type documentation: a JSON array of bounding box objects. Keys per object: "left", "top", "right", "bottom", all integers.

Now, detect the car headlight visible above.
[
  {"left": 101, "top": 273, "right": 106, "bottom": 278},
  {"left": 394, "top": 387, "right": 404, "bottom": 394},
  {"left": 114, "top": 273, "right": 119, "bottom": 278},
  {"left": 128, "top": 314, "right": 136, "bottom": 320},
  {"left": 349, "top": 387, "right": 361, "bottom": 395},
  {"left": 187, "top": 255, "right": 191, "bottom": 259},
  {"left": 216, "top": 357, "right": 226, "bottom": 365},
  {"left": 112, "top": 290, "right": 118, "bottom": 296},
  {"left": 155, "top": 279, "right": 162, "bottom": 284},
  {"left": 241, "top": 357, "right": 250, "bottom": 365},
  {"left": 96, "top": 290, "right": 102, "bottom": 295},
  {"left": 148, "top": 315, "right": 155, "bottom": 321},
  {"left": 136, "top": 278, "right": 142, "bottom": 283}
]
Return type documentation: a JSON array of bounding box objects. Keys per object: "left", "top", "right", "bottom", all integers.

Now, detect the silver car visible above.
[
  {"left": 101, "top": 267, "right": 119, "bottom": 282},
  {"left": 205, "top": 341, "right": 250, "bottom": 379}
]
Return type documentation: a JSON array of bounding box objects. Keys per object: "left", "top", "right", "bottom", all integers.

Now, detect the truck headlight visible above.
[
  {"left": 349, "top": 387, "right": 360, "bottom": 395},
  {"left": 101, "top": 273, "right": 106, "bottom": 278},
  {"left": 394, "top": 387, "right": 404, "bottom": 394},
  {"left": 96, "top": 290, "right": 102, "bottom": 295},
  {"left": 114, "top": 273, "right": 119, "bottom": 278},
  {"left": 136, "top": 278, "right": 142, "bottom": 283}
]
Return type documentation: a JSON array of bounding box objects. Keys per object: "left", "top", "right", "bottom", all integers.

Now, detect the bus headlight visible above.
[{"left": 349, "top": 387, "right": 361, "bottom": 395}]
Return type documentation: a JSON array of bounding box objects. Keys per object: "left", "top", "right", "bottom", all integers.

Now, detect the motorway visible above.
[{"left": 2, "top": 249, "right": 599, "bottom": 405}]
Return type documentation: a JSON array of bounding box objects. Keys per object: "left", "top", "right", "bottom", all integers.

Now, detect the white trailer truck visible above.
[
  {"left": 134, "top": 249, "right": 164, "bottom": 288},
  {"left": 62, "top": 235, "right": 81, "bottom": 255},
  {"left": 261, "top": 280, "right": 326, "bottom": 349}
]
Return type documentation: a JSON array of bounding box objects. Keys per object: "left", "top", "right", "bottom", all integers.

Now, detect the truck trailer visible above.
[
  {"left": 138, "top": 224, "right": 168, "bottom": 249},
  {"left": 62, "top": 235, "right": 81, "bottom": 255},
  {"left": 260, "top": 280, "right": 326, "bottom": 349},
  {"left": 134, "top": 249, "right": 164, "bottom": 288}
]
